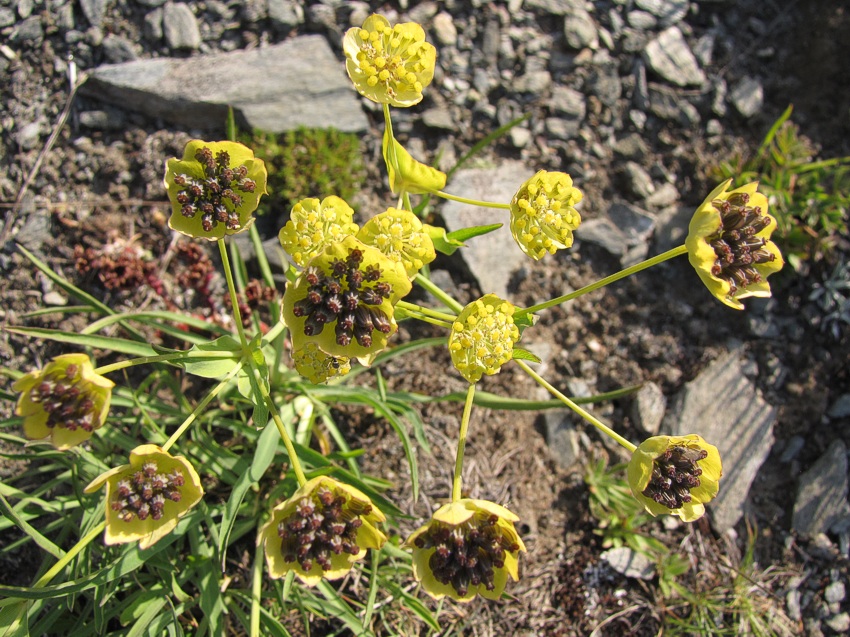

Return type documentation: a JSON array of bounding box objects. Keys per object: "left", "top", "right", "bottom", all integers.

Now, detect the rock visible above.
[
  {"left": 10, "top": 15, "right": 43, "bottom": 42},
  {"left": 652, "top": 204, "right": 691, "bottom": 254},
  {"left": 544, "top": 410, "right": 584, "bottom": 468},
  {"left": 665, "top": 350, "right": 777, "bottom": 532},
  {"left": 579, "top": 202, "right": 656, "bottom": 266},
  {"left": 43, "top": 291, "right": 68, "bottom": 306},
  {"left": 601, "top": 547, "right": 656, "bottom": 580},
  {"left": 81, "top": 35, "right": 369, "bottom": 133},
  {"left": 432, "top": 11, "right": 457, "bottom": 47},
  {"left": 136, "top": 0, "right": 167, "bottom": 6},
  {"left": 627, "top": 11, "right": 657, "bottom": 31},
  {"left": 779, "top": 435, "right": 805, "bottom": 463},
  {"left": 268, "top": 0, "right": 304, "bottom": 32},
  {"left": 563, "top": 6, "right": 598, "bottom": 50},
  {"left": 635, "top": 0, "right": 689, "bottom": 26},
  {"left": 786, "top": 589, "right": 802, "bottom": 622},
  {"left": 80, "top": 0, "right": 109, "bottom": 28},
  {"left": 15, "top": 121, "right": 41, "bottom": 150},
  {"left": 828, "top": 394, "right": 850, "bottom": 419},
  {"left": 143, "top": 7, "right": 163, "bottom": 41},
  {"left": 643, "top": 26, "right": 706, "bottom": 87},
  {"left": 623, "top": 161, "right": 655, "bottom": 199},
  {"left": 645, "top": 182, "right": 678, "bottom": 208},
  {"left": 513, "top": 70, "right": 552, "bottom": 93},
  {"left": 0, "top": 7, "right": 14, "bottom": 27},
  {"left": 422, "top": 107, "right": 455, "bottom": 130},
  {"left": 730, "top": 76, "right": 764, "bottom": 118},
  {"left": 632, "top": 381, "right": 666, "bottom": 434},
  {"left": 102, "top": 33, "right": 138, "bottom": 63},
  {"left": 792, "top": 440, "right": 850, "bottom": 537},
  {"left": 526, "top": 0, "right": 582, "bottom": 15},
  {"left": 441, "top": 161, "right": 532, "bottom": 300},
  {"left": 826, "top": 613, "right": 850, "bottom": 634},
  {"left": 510, "top": 127, "right": 531, "bottom": 148},
  {"left": 163, "top": 2, "right": 201, "bottom": 50},
  {"left": 545, "top": 117, "right": 581, "bottom": 140},
  {"left": 613, "top": 133, "right": 649, "bottom": 161},
  {"left": 825, "top": 581, "right": 846, "bottom": 604},
  {"left": 549, "top": 85, "right": 586, "bottom": 120}
]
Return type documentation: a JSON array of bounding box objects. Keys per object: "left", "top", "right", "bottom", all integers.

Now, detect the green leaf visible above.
[
  {"left": 511, "top": 347, "right": 541, "bottom": 363},
  {"left": 425, "top": 223, "right": 504, "bottom": 256},
  {"left": 176, "top": 335, "right": 242, "bottom": 379},
  {"left": 5, "top": 327, "right": 159, "bottom": 357},
  {"left": 0, "top": 491, "right": 64, "bottom": 559}
]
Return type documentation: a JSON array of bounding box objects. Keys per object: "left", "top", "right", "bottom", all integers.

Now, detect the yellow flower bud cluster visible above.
[
  {"left": 510, "top": 170, "right": 583, "bottom": 260},
  {"left": 278, "top": 196, "right": 360, "bottom": 267},
  {"left": 449, "top": 295, "right": 520, "bottom": 383}
]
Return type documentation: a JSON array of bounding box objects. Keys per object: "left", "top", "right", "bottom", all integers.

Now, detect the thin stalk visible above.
[
  {"left": 516, "top": 360, "right": 636, "bottom": 453},
  {"left": 161, "top": 362, "right": 243, "bottom": 452},
  {"left": 452, "top": 383, "right": 476, "bottom": 502},
  {"left": 413, "top": 273, "right": 464, "bottom": 314},
  {"left": 94, "top": 351, "right": 234, "bottom": 376},
  {"left": 517, "top": 245, "right": 688, "bottom": 317},
  {"left": 433, "top": 190, "right": 511, "bottom": 210},
  {"left": 262, "top": 320, "right": 286, "bottom": 346},
  {"left": 218, "top": 239, "right": 250, "bottom": 350},
  {"left": 396, "top": 300, "right": 457, "bottom": 324},
  {"left": 33, "top": 520, "right": 106, "bottom": 589},
  {"left": 250, "top": 532, "right": 263, "bottom": 637},
  {"left": 402, "top": 191, "right": 414, "bottom": 213}
]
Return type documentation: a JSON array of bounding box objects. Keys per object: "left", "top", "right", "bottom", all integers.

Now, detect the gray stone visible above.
[
  {"left": 825, "top": 581, "right": 846, "bottom": 604},
  {"left": 102, "top": 34, "right": 138, "bottom": 63},
  {"left": 581, "top": 202, "right": 655, "bottom": 265},
  {"left": 587, "top": 64, "right": 621, "bottom": 107},
  {"left": 646, "top": 183, "right": 678, "bottom": 208},
  {"left": 779, "top": 435, "right": 805, "bottom": 463},
  {"left": 0, "top": 7, "right": 15, "bottom": 27},
  {"left": 268, "top": 0, "right": 304, "bottom": 31},
  {"left": 792, "top": 440, "right": 850, "bottom": 537},
  {"left": 526, "top": 0, "right": 582, "bottom": 15},
  {"left": 82, "top": 36, "right": 369, "bottom": 133},
  {"left": 143, "top": 7, "right": 163, "bottom": 41},
  {"left": 544, "top": 410, "right": 583, "bottom": 468},
  {"left": 627, "top": 10, "right": 657, "bottom": 30},
  {"left": 730, "top": 76, "right": 764, "bottom": 118},
  {"left": 513, "top": 70, "right": 552, "bottom": 94},
  {"left": 643, "top": 26, "right": 706, "bottom": 87},
  {"left": 613, "top": 132, "right": 649, "bottom": 161},
  {"left": 163, "top": 2, "right": 201, "bottom": 50},
  {"left": 43, "top": 291, "right": 68, "bottom": 306},
  {"left": 407, "top": 1, "right": 439, "bottom": 24},
  {"left": 635, "top": 0, "right": 689, "bottom": 26},
  {"left": 665, "top": 350, "right": 777, "bottom": 532},
  {"left": 786, "top": 589, "right": 802, "bottom": 622},
  {"left": 632, "top": 381, "right": 666, "bottom": 434},
  {"left": 432, "top": 11, "right": 457, "bottom": 46},
  {"left": 15, "top": 121, "right": 42, "bottom": 150},
  {"left": 17, "top": 0, "right": 34, "bottom": 19},
  {"left": 509, "top": 127, "right": 531, "bottom": 148},
  {"left": 549, "top": 85, "right": 586, "bottom": 120},
  {"left": 78, "top": 108, "right": 127, "bottom": 130},
  {"left": 624, "top": 161, "right": 655, "bottom": 199},
  {"left": 441, "top": 161, "right": 532, "bottom": 300},
  {"left": 563, "top": 6, "right": 598, "bottom": 50},
  {"left": 80, "top": 0, "right": 109, "bottom": 28},
  {"left": 11, "top": 15, "right": 43, "bottom": 42},
  {"left": 826, "top": 613, "right": 850, "bottom": 634},
  {"left": 545, "top": 117, "right": 581, "bottom": 140},
  {"left": 136, "top": 0, "right": 167, "bottom": 6},
  {"left": 828, "top": 394, "right": 850, "bottom": 419},
  {"left": 601, "top": 547, "right": 656, "bottom": 580},
  {"left": 422, "top": 107, "right": 455, "bottom": 130}
]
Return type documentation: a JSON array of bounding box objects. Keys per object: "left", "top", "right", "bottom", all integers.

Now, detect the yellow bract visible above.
[
  {"left": 259, "top": 476, "right": 387, "bottom": 586},
  {"left": 13, "top": 353, "right": 114, "bottom": 450},
  {"left": 405, "top": 498, "right": 526, "bottom": 602},
  {"left": 449, "top": 295, "right": 520, "bottom": 383},
  {"left": 685, "top": 180, "right": 783, "bottom": 309},
  {"left": 343, "top": 14, "right": 436, "bottom": 108},
  {"left": 84, "top": 444, "right": 204, "bottom": 549},
  {"left": 509, "top": 170, "right": 583, "bottom": 260},
  {"left": 627, "top": 434, "right": 722, "bottom": 522},
  {"left": 291, "top": 341, "right": 351, "bottom": 384},
  {"left": 382, "top": 128, "right": 447, "bottom": 195},
  {"left": 279, "top": 196, "right": 359, "bottom": 266}
]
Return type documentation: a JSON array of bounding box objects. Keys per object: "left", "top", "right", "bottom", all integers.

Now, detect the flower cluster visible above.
[
  {"left": 510, "top": 170, "right": 583, "bottom": 260},
  {"left": 449, "top": 295, "right": 521, "bottom": 383},
  {"left": 357, "top": 207, "right": 436, "bottom": 278},
  {"left": 260, "top": 477, "right": 386, "bottom": 585},
  {"left": 13, "top": 354, "right": 114, "bottom": 450},
  {"left": 278, "top": 196, "right": 359, "bottom": 267}
]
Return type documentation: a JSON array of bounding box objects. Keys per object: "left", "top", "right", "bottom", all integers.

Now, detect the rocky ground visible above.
[{"left": 2, "top": 0, "right": 850, "bottom": 635}]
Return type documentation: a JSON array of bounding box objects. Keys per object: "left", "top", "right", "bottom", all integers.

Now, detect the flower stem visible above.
[
  {"left": 94, "top": 352, "right": 234, "bottom": 376},
  {"left": 396, "top": 300, "right": 457, "bottom": 324},
  {"left": 516, "top": 360, "right": 636, "bottom": 453},
  {"left": 34, "top": 520, "right": 106, "bottom": 589},
  {"left": 218, "top": 238, "right": 250, "bottom": 351},
  {"left": 517, "top": 245, "right": 688, "bottom": 317},
  {"left": 250, "top": 531, "right": 263, "bottom": 637},
  {"left": 433, "top": 190, "right": 511, "bottom": 210},
  {"left": 161, "top": 363, "right": 243, "bottom": 452},
  {"left": 413, "top": 273, "right": 464, "bottom": 314},
  {"left": 452, "top": 383, "right": 477, "bottom": 502}
]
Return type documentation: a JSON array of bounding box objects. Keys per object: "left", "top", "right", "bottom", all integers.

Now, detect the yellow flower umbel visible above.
[
  {"left": 405, "top": 499, "right": 525, "bottom": 602},
  {"left": 164, "top": 140, "right": 268, "bottom": 241},
  {"left": 279, "top": 196, "right": 359, "bottom": 267},
  {"left": 510, "top": 170, "right": 583, "bottom": 260},
  {"left": 292, "top": 341, "right": 352, "bottom": 384},
  {"left": 627, "top": 434, "right": 722, "bottom": 522},
  {"left": 13, "top": 353, "right": 114, "bottom": 450},
  {"left": 357, "top": 208, "right": 436, "bottom": 278},
  {"left": 449, "top": 295, "right": 520, "bottom": 383},
  {"left": 282, "top": 236, "right": 412, "bottom": 364},
  {"left": 259, "top": 476, "right": 387, "bottom": 586},
  {"left": 686, "top": 180, "right": 784, "bottom": 309},
  {"left": 84, "top": 445, "right": 204, "bottom": 549},
  {"left": 343, "top": 14, "right": 436, "bottom": 108}
]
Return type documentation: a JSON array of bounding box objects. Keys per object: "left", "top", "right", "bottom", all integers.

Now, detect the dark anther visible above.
[
  {"left": 709, "top": 196, "right": 773, "bottom": 294},
  {"left": 642, "top": 445, "right": 707, "bottom": 510},
  {"left": 111, "top": 464, "right": 185, "bottom": 523}
]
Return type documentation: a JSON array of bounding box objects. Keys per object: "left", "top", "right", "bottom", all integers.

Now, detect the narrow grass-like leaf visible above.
[
  {"left": 315, "top": 581, "right": 368, "bottom": 636},
  {"left": 5, "top": 327, "right": 159, "bottom": 357},
  {"left": 81, "top": 311, "right": 228, "bottom": 336},
  {"left": 0, "top": 491, "right": 64, "bottom": 558}
]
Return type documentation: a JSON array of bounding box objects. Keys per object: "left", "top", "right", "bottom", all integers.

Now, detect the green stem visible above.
[
  {"left": 517, "top": 245, "right": 688, "bottom": 316},
  {"left": 250, "top": 530, "right": 263, "bottom": 637},
  {"left": 396, "top": 300, "right": 457, "bottom": 324},
  {"left": 413, "top": 273, "right": 464, "bottom": 314},
  {"left": 94, "top": 352, "right": 234, "bottom": 376},
  {"left": 161, "top": 362, "right": 243, "bottom": 452},
  {"left": 433, "top": 190, "right": 511, "bottom": 210},
  {"left": 452, "top": 383, "right": 476, "bottom": 502},
  {"left": 33, "top": 520, "right": 106, "bottom": 589},
  {"left": 516, "top": 360, "right": 636, "bottom": 453},
  {"left": 219, "top": 239, "right": 250, "bottom": 350},
  {"left": 402, "top": 191, "right": 414, "bottom": 213}
]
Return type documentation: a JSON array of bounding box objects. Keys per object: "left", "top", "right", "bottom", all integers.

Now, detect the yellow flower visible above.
[
  {"left": 282, "top": 236, "right": 412, "bottom": 365},
  {"left": 405, "top": 499, "right": 526, "bottom": 602},
  {"left": 382, "top": 128, "right": 447, "bottom": 195},
  {"left": 686, "top": 180, "right": 784, "bottom": 309},
  {"left": 278, "top": 196, "right": 359, "bottom": 267},
  {"left": 259, "top": 476, "right": 387, "bottom": 586},
  {"left": 449, "top": 295, "right": 520, "bottom": 383},
  {"left": 627, "top": 434, "right": 722, "bottom": 522},
  {"left": 13, "top": 354, "right": 114, "bottom": 450},
  {"left": 84, "top": 445, "right": 204, "bottom": 549},
  {"left": 509, "top": 170, "right": 583, "bottom": 260},
  {"left": 164, "top": 140, "right": 268, "bottom": 241},
  {"left": 292, "top": 341, "right": 351, "bottom": 384},
  {"left": 343, "top": 14, "right": 436, "bottom": 108},
  {"left": 356, "top": 207, "right": 436, "bottom": 278}
]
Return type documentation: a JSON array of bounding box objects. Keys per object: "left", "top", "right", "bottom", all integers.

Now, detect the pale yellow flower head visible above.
[
  {"left": 279, "top": 196, "right": 359, "bottom": 267},
  {"left": 356, "top": 207, "right": 436, "bottom": 278},
  {"left": 344, "top": 14, "right": 436, "bottom": 108},
  {"left": 405, "top": 498, "right": 526, "bottom": 602},
  {"left": 292, "top": 341, "right": 351, "bottom": 384},
  {"left": 627, "top": 434, "right": 722, "bottom": 522},
  {"left": 13, "top": 353, "right": 114, "bottom": 450},
  {"left": 164, "top": 140, "right": 268, "bottom": 241},
  {"left": 84, "top": 444, "right": 204, "bottom": 549},
  {"left": 259, "top": 476, "right": 387, "bottom": 586},
  {"left": 449, "top": 294, "right": 520, "bottom": 383},
  {"left": 510, "top": 170, "right": 583, "bottom": 260},
  {"left": 686, "top": 180, "right": 783, "bottom": 309}
]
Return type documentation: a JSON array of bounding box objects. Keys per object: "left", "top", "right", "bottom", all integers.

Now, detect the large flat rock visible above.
[
  {"left": 665, "top": 350, "right": 776, "bottom": 532},
  {"left": 81, "top": 35, "right": 369, "bottom": 133},
  {"left": 792, "top": 440, "right": 850, "bottom": 537}
]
